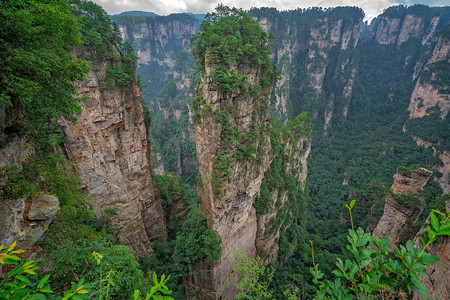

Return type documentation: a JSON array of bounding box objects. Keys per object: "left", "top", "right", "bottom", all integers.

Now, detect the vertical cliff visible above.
[
  {"left": 249, "top": 7, "right": 363, "bottom": 131},
  {"left": 59, "top": 47, "right": 167, "bottom": 256},
  {"left": 406, "top": 27, "right": 450, "bottom": 193},
  {"left": 372, "top": 168, "right": 432, "bottom": 248},
  {"left": 114, "top": 14, "right": 201, "bottom": 182},
  {"left": 189, "top": 8, "right": 275, "bottom": 299},
  {"left": 255, "top": 113, "right": 312, "bottom": 263}
]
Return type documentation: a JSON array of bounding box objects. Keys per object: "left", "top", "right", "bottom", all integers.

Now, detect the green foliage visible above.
[
  {"left": 392, "top": 193, "right": 423, "bottom": 209},
  {"left": 88, "top": 246, "right": 143, "bottom": 299},
  {"left": 233, "top": 251, "right": 274, "bottom": 300},
  {"left": 70, "top": 0, "right": 137, "bottom": 89},
  {"left": 311, "top": 204, "right": 450, "bottom": 299},
  {"left": 172, "top": 209, "right": 222, "bottom": 265},
  {"left": 0, "top": 241, "right": 92, "bottom": 299},
  {"left": 70, "top": 0, "right": 121, "bottom": 61},
  {"left": 0, "top": 0, "right": 90, "bottom": 150},
  {"left": 192, "top": 5, "right": 274, "bottom": 78},
  {"left": 154, "top": 173, "right": 189, "bottom": 238},
  {"left": 0, "top": 242, "right": 175, "bottom": 300},
  {"left": 133, "top": 272, "right": 174, "bottom": 300}
]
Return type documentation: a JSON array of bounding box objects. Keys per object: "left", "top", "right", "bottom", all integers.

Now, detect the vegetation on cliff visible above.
[
  {"left": 0, "top": 0, "right": 89, "bottom": 149},
  {"left": 0, "top": 1, "right": 163, "bottom": 299}
]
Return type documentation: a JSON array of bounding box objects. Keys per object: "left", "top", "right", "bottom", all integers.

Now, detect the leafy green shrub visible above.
[
  {"left": 0, "top": 242, "right": 92, "bottom": 300},
  {"left": 87, "top": 245, "right": 143, "bottom": 299},
  {"left": 310, "top": 200, "right": 450, "bottom": 299},
  {"left": 0, "top": 0, "right": 90, "bottom": 150},
  {"left": 172, "top": 209, "right": 222, "bottom": 265},
  {"left": 233, "top": 250, "right": 274, "bottom": 300}
]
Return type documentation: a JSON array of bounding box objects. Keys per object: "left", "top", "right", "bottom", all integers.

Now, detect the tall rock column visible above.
[
  {"left": 190, "top": 8, "right": 274, "bottom": 299},
  {"left": 59, "top": 49, "right": 167, "bottom": 256},
  {"left": 372, "top": 168, "right": 432, "bottom": 248}
]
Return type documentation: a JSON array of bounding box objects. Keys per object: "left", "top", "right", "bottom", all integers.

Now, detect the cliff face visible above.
[
  {"left": 192, "top": 59, "right": 273, "bottom": 299},
  {"left": 59, "top": 50, "right": 167, "bottom": 256},
  {"left": 412, "top": 201, "right": 449, "bottom": 300},
  {"left": 115, "top": 15, "right": 199, "bottom": 68},
  {"left": 256, "top": 115, "right": 312, "bottom": 263},
  {"left": 372, "top": 168, "right": 432, "bottom": 248},
  {"left": 374, "top": 14, "right": 439, "bottom": 47},
  {"left": 114, "top": 15, "right": 200, "bottom": 182},
  {"left": 250, "top": 8, "right": 363, "bottom": 134},
  {"left": 406, "top": 29, "right": 450, "bottom": 193}
]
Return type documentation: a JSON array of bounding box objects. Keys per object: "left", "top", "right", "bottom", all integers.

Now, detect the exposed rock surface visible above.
[
  {"left": 192, "top": 57, "right": 273, "bottom": 298},
  {"left": 412, "top": 200, "right": 449, "bottom": 300},
  {"left": 28, "top": 194, "right": 59, "bottom": 221},
  {"left": 59, "top": 51, "right": 167, "bottom": 256},
  {"left": 256, "top": 118, "right": 312, "bottom": 263},
  {"left": 407, "top": 32, "right": 450, "bottom": 194},
  {"left": 372, "top": 168, "right": 432, "bottom": 248},
  {"left": 0, "top": 193, "right": 59, "bottom": 250},
  {"left": 408, "top": 34, "right": 450, "bottom": 119}
]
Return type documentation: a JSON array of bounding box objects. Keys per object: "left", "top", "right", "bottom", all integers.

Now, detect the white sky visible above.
[{"left": 92, "top": 0, "right": 447, "bottom": 21}]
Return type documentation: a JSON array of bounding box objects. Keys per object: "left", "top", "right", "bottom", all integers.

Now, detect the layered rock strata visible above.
[
  {"left": 256, "top": 115, "right": 312, "bottom": 263},
  {"left": 59, "top": 52, "right": 166, "bottom": 256},
  {"left": 407, "top": 32, "right": 450, "bottom": 193},
  {"left": 192, "top": 57, "right": 273, "bottom": 298},
  {"left": 372, "top": 168, "right": 432, "bottom": 248},
  {"left": 412, "top": 200, "right": 449, "bottom": 300}
]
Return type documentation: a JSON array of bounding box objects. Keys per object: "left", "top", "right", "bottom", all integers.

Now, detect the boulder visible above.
[{"left": 28, "top": 193, "right": 60, "bottom": 221}]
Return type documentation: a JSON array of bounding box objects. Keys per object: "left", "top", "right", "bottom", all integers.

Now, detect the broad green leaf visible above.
[
  {"left": 29, "top": 293, "right": 46, "bottom": 300},
  {"left": 37, "top": 274, "right": 51, "bottom": 289},
  {"left": 436, "top": 228, "right": 450, "bottom": 236},
  {"left": 15, "top": 274, "right": 30, "bottom": 283},
  {"left": 420, "top": 253, "right": 440, "bottom": 265},
  {"left": 430, "top": 212, "right": 439, "bottom": 231},
  {"left": 134, "top": 290, "right": 140, "bottom": 300},
  {"left": 7, "top": 241, "right": 17, "bottom": 252},
  {"left": 153, "top": 272, "right": 158, "bottom": 285},
  {"left": 350, "top": 200, "right": 355, "bottom": 209},
  {"left": 40, "top": 288, "right": 54, "bottom": 293}
]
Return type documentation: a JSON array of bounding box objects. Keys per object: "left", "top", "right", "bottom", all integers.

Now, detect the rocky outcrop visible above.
[
  {"left": 192, "top": 57, "right": 273, "bottom": 299},
  {"left": 59, "top": 51, "right": 167, "bottom": 256},
  {"left": 412, "top": 200, "right": 449, "bottom": 300},
  {"left": 408, "top": 34, "right": 450, "bottom": 119},
  {"left": 407, "top": 31, "right": 450, "bottom": 193},
  {"left": 0, "top": 193, "right": 59, "bottom": 250},
  {"left": 27, "top": 194, "right": 59, "bottom": 221},
  {"left": 256, "top": 115, "right": 312, "bottom": 263},
  {"left": 115, "top": 15, "right": 199, "bottom": 182},
  {"left": 372, "top": 168, "right": 432, "bottom": 248}
]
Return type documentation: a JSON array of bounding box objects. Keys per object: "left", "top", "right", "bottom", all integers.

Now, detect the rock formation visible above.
[
  {"left": 256, "top": 114, "right": 312, "bottom": 263},
  {"left": 0, "top": 193, "right": 60, "bottom": 250},
  {"left": 412, "top": 200, "right": 449, "bottom": 300},
  {"left": 114, "top": 15, "right": 199, "bottom": 181},
  {"left": 191, "top": 58, "right": 273, "bottom": 298},
  {"left": 59, "top": 49, "right": 167, "bottom": 256},
  {"left": 406, "top": 30, "right": 450, "bottom": 193},
  {"left": 372, "top": 168, "right": 432, "bottom": 248}
]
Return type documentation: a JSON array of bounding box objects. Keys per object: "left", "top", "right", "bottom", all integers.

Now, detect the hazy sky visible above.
[{"left": 92, "top": 0, "right": 447, "bottom": 21}]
